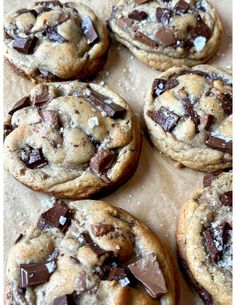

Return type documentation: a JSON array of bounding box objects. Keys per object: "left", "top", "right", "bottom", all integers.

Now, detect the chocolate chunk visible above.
[
  {"left": 13, "top": 36, "right": 38, "bottom": 54},
  {"left": 20, "top": 262, "right": 51, "bottom": 288},
  {"left": 203, "top": 172, "right": 221, "bottom": 187},
  {"left": 79, "top": 232, "right": 107, "bottom": 256},
  {"left": 134, "top": 31, "right": 157, "bottom": 47},
  {"left": 218, "top": 93, "right": 232, "bottom": 115},
  {"left": 156, "top": 26, "right": 176, "bottom": 46},
  {"left": 191, "top": 15, "right": 211, "bottom": 39},
  {"left": 156, "top": 8, "right": 172, "bottom": 24},
  {"left": 21, "top": 147, "right": 48, "bottom": 169},
  {"left": 43, "top": 26, "right": 67, "bottom": 43},
  {"left": 206, "top": 136, "right": 232, "bottom": 154},
  {"left": 81, "top": 16, "right": 98, "bottom": 45},
  {"left": 134, "top": 0, "right": 150, "bottom": 3},
  {"left": 148, "top": 106, "right": 180, "bottom": 132},
  {"left": 216, "top": 222, "right": 231, "bottom": 248},
  {"left": 202, "top": 228, "right": 219, "bottom": 262},
  {"left": 39, "top": 110, "right": 59, "bottom": 127},
  {"left": 200, "top": 114, "right": 214, "bottom": 131},
  {"left": 16, "top": 9, "right": 38, "bottom": 18},
  {"left": 53, "top": 292, "right": 79, "bottom": 305},
  {"left": 8, "top": 96, "right": 31, "bottom": 115},
  {"left": 57, "top": 13, "right": 69, "bottom": 25},
  {"left": 32, "top": 85, "right": 51, "bottom": 106},
  {"left": 35, "top": 1, "right": 62, "bottom": 7},
  {"left": 14, "top": 234, "right": 24, "bottom": 244},
  {"left": 108, "top": 267, "right": 130, "bottom": 286},
  {"left": 89, "top": 149, "right": 116, "bottom": 175},
  {"left": 174, "top": 0, "right": 190, "bottom": 13},
  {"left": 92, "top": 224, "right": 115, "bottom": 237},
  {"left": 89, "top": 90, "right": 126, "bottom": 118},
  {"left": 128, "top": 10, "right": 148, "bottom": 20},
  {"left": 3, "top": 123, "right": 13, "bottom": 139},
  {"left": 38, "top": 200, "right": 72, "bottom": 232},
  {"left": 152, "top": 78, "right": 179, "bottom": 97},
  {"left": 128, "top": 253, "right": 167, "bottom": 298},
  {"left": 117, "top": 18, "right": 131, "bottom": 30},
  {"left": 220, "top": 191, "right": 232, "bottom": 206}
]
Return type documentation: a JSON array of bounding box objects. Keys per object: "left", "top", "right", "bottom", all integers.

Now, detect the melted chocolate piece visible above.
[
  {"left": 3, "top": 123, "right": 13, "bottom": 139},
  {"left": 20, "top": 262, "right": 51, "bottom": 288},
  {"left": 117, "top": 17, "right": 132, "bottom": 30},
  {"left": 89, "top": 90, "right": 126, "bottom": 118},
  {"left": 156, "top": 8, "right": 172, "bottom": 24},
  {"left": 216, "top": 222, "right": 231, "bottom": 248},
  {"left": 217, "top": 93, "right": 232, "bottom": 115},
  {"left": 53, "top": 292, "right": 79, "bottom": 305},
  {"left": 81, "top": 16, "right": 98, "bottom": 45},
  {"left": 13, "top": 36, "right": 38, "bottom": 54},
  {"left": 206, "top": 136, "right": 232, "bottom": 154},
  {"left": 39, "top": 110, "right": 59, "bottom": 127},
  {"left": 21, "top": 147, "right": 48, "bottom": 169},
  {"left": 108, "top": 267, "right": 130, "bottom": 286},
  {"left": 202, "top": 228, "right": 219, "bottom": 262},
  {"left": 79, "top": 232, "right": 107, "bottom": 256},
  {"left": 152, "top": 78, "right": 179, "bottom": 97},
  {"left": 37, "top": 200, "right": 73, "bottom": 232},
  {"left": 191, "top": 15, "right": 211, "bottom": 39},
  {"left": 128, "top": 10, "right": 148, "bottom": 20},
  {"left": 128, "top": 253, "right": 167, "bottom": 298},
  {"left": 43, "top": 26, "right": 67, "bottom": 43},
  {"left": 35, "top": 1, "right": 62, "bottom": 7},
  {"left": 156, "top": 26, "right": 176, "bottom": 46},
  {"left": 134, "top": 31, "right": 157, "bottom": 47},
  {"left": 92, "top": 224, "right": 115, "bottom": 237},
  {"left": 57, "top": 13, "right": 69, "bottom": 25},
  {"left": 148, "top": 106, "right": 180, "bottom": 132},
  {"left": 32, "top": 85, "right": 51, "bottom": 106},
  {"left": 200, "top": 114, "right": 214, "bottom": 131},
  {"left": 90, "top": 149, "right": 116, "bottom": 175},
  {"left": 220, "top": 191, "right": 232, "bottom": 206},
  {"left": 174, "top": 0, "right": 190, "bottom": 13},
  {"left": 8, "top": 96, "right": 31, "bottom": 115},
  {"left": 203, "top": 171, "right": 221, "bottom": 187},
  {"left": 14, "top": 234, "right": 24, "bottom": 244}
]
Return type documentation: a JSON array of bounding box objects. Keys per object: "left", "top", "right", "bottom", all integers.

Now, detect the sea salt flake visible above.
[
  {"left": 59, "top": 216, "right": 67, "bottom": 226},
  {"left": 88, "top": 117, "right": 99, "bottom": 130},
  {"left": 45, "top": 261, "right": 56, "bottom": 273},
  {"left": 194, "top": 36, "right": 206, "bottom": 52}
]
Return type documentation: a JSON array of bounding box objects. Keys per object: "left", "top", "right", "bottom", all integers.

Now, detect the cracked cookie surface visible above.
[
  {"left": 109, "top": 0, "right": 222, "bottom": 71},
  {"left": 143, "top": 65, "right": 232, "bottom": 172},
  {"left": 177, "top": 171, "right": 232, "bottom": 305},
  {"left": 4, "top": 1, "right": 110, "bottom": 82},
  {"left": 6, "top": 199, "right": 179, "bottom": 305},
  {"left": 4, "top": 81, "right": 141, "bottom": 199}
]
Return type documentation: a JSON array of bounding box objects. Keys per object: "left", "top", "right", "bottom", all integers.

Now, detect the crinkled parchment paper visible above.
[{"left": 4, "top": 1, "right": 232, "bottom": 304}]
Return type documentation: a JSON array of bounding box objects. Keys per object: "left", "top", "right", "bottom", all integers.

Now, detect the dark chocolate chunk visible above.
[
  {"left": 4, "top": 123, "right": 14, "bottom": 139},
  {"left": 14, "top": 234, "right": 24, "bottom": 244},
  {"left": 108, "top": 267, "right": 130, "bottom": 286},
  {"left": 53, "top": 292, "right": 79, "bottom": 305},
  {"left": 128, "top": 253, "right": 167, "bottom": 298},
  {"left": 191, "top": 15, "right": 211, "bottom": 39},
  {"left": 92, "top": 224, "right": 115, "bottom": 237},
  {"left": 20, "top": 262, "right": 51, "bottom": 288},
  {"left": 206, "top": 136, "right": 232, "bottom": 154},
  {"left": 128, "top": 10, "right": 148, "bottom": 21},
  {"left": 13, "top": 36, "right": 38, "bottom": 54},
  {"left": 174, "top": 0, "right": 190, "bottom": 13},
  {"left": 155, "top": 26, "right": 176, "bottom": 46},
  {"left": 156, "top": 8, "right": 172, "bottom": 24},
  {"left": 39, "top": 110, "right": 59, "bottom": 127},
  {"left": 35, "top": 1, "right": 62, "bottom": 7},
  {"left": 37, "top": 200, "right": 73, "bottom": 232},
  {"left": 21, "top": 148, "right": 48, "bottom": 169},
  {"left": 134, "top": 31, "right": 157, "bottom": 47},
  {"left": 81, "top": 16, "right": 98, "bottom": 45},
  {"left": 200, "top": 114, "right": 214, "bottom": 131},
  {"left": 220, "top": 191, "right": 232, "bottom": 206},
  {"left": 32, "top": 85, "right": 51, "bottom": 106},
  {"left": 8, "top": 96, "right": 31, "bottom": 115},
  {"left": 216, "top": 222, "right": 231, "bottom": 248},
  {"left": 89, "top": 149, "right": 116, "bottom": 175},
  {"left": 89, "top": 90, "right": 126, "bottom": 118},
  {"left": 152, "top": 78, "right": 179, "bottom": 98},
  {"left": 16, "top": 9, "right": 38, "bottom": 18},
  {"left": 148, "top": 106, "right": 180, "bottom": 132},
  {"left": 79, "top": 232, "right": 107, "bottom": 256},
  {"left": 203, "top": 172, "right": 221, "bottom": 187},
  {"left": 202, "top": 228, "right": 219, "bottom": 262},
  {"left": 217, "top": 93, "right": 232, "bottom": 115},
  {"left": 43, "top": 26, "right": 67, "bottom": 43}
]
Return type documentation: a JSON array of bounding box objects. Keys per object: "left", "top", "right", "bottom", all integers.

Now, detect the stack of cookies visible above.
[{"left": 3, "top": 1, "right": 232, "bottom": 305}]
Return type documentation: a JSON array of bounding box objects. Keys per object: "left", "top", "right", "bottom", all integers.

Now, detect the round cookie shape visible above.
[
  {"left": 4, "top": 1, "right": 110, "bottom": 82},
  {"left": 143, "top": 65, "right": 232, "bottom": 172},
  {"left": 176, "top": 171, "right": 232, "bottom": 305},
  {"left": 4, "top": 81, "right": 141, "bottom": 199},
  {"left": 6, "top": 199, "right": 179, "bottom": 305},
  {"left": 108, "top": 0, "right": 222, "bottom": 70}
]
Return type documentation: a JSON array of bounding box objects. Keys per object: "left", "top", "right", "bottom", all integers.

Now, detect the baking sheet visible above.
[{"left": 3, "top": 0, "right": 232, "bottom": 304}]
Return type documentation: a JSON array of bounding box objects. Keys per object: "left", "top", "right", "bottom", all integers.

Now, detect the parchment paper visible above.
[{"left": 4, "top": 1, "right": 232, "bottom": 304}]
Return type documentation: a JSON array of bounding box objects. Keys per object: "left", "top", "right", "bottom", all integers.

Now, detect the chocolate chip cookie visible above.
[
  {"left": 4, "top": 81, "right": 141, "bottom": 199},
  {"left": 176, "top": 171, "right": 232, "bottom": 305},
  {"left": 143, "top": 65, "right": 232, "bottom": 172},
  {"left": 6, "top": 199, "right": 179, "bottom": 305},
  {"left": 4, "top": 1, "right": 110, "bottom": 82},
  {"left": 109, "top": 0, "right": 222, "bottom": 71}
]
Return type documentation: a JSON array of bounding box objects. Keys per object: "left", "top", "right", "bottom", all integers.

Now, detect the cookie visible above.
[
  {"left": 6, "top": 199, "right": 179, "bottom": 305},
  {"left": 108, "top": 0, "right": 222, "bottom": 71},
  {"left": 143, "top": 65, "right": 232, "bottom": 172},
  {"left": 176, "top": 171, "right": 232, "bottom": 305},
  {"left": 4, "top": 1, "right": 110, "bottom": 83},
  {"left": 4, "top": 81, "right": 141, "bottom": 199}
]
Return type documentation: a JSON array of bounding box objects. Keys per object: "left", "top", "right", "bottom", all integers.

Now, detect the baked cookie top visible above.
[
  {"left": 6, "top": 199, "right": 179, "bottom": 305},
  {"left": 4, "top": 1, "right": 109, "bottom": 81},
  {"left": 177, "top": 171, "right": 232, "bottom": 305},
  {"left": 4, "top": 81, "right": 141, "bottom": 199},
  {"left": 144, "top": 65, "right": 232, "bottom": 172},
  {"left": 109, "top": 0, "right": 222, "bottom": 70}
]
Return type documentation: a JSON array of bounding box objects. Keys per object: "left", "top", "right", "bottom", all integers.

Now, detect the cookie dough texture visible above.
[
  {"left": 4, "top": 1, "right": 110, "bottom": 82},
  {"left": 109, "top": 0, "right": 222, "bottom": 70},
  {"left": 144, "top": 65, "right": 232, "bottom": 172},
  {"left": 6, "top": 199, "right": 179, "bottom": 305},
  {"left": 177, "top": 172, "right": 232, "bottom": 305},
  {"left": 4, "top": 81, "right": 141, "bottom": 199}
]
